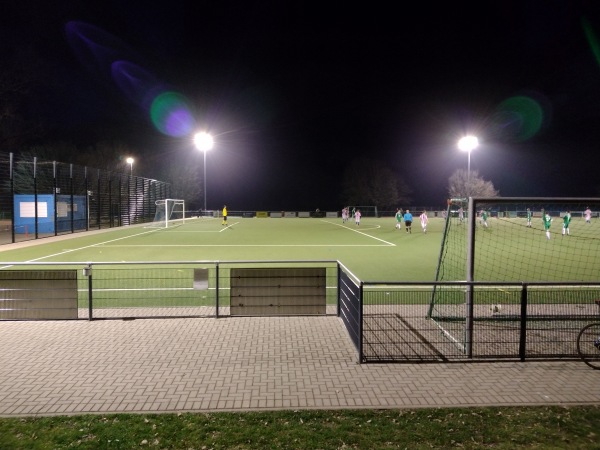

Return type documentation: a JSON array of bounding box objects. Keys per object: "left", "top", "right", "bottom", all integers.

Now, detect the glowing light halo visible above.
[
  {"left": 457, "top": 135, "right": 479, "bottom": 153},
  {"left": 150, "top": 91, "right": 196, "bottom": 137},
  {"left": 194, "top": 132, "right": 214, "bottom": 152}
]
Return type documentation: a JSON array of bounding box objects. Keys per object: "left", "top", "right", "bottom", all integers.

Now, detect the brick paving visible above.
[{"left": 0, "top": 316, "right": 599, "bottom": 417}]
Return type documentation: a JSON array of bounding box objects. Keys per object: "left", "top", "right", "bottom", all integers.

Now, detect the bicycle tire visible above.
[{"left": 577, "top": 323, "right": 600, "bottom": 369}]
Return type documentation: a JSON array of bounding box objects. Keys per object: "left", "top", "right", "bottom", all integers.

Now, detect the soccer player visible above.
[
  {"left": 395, "top": 208, "right": 403, "bottom": 230},
  {"left": 562, "top": 211, "right": 571, "bottom": 236},
  {"left": 542, "top": 210, "right": 552, "bottom": 239},
  {"left": 222, "top": 205, "right": 227, "bottom": 226},
  {"left": 584, "top": 207, "right": 592, "bottom": 223},
  {"left": 458, "top": 207, "right": 464, "bottom": 223},
  {"left": 526, "top": 208, "right": 532, "bottom": 227},
  {"left": 403, "top": 209, "right": 413, "bottom": 233},
  {"left": 480, "top": 209, "right": 488, "bottom": 228},
  {"left": 341, "top": 207, "right": 348, "bottom": 223},
  {"left": 354, "top": 209, "right": 361, "bottom": 226},
  {"left": 419, "top": 211, "right": 428, "bottom": 233}
]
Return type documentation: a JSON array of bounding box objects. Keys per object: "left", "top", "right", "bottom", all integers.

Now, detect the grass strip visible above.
[{"left": 0, "top": 406, "right": 599, "bottom": 449}]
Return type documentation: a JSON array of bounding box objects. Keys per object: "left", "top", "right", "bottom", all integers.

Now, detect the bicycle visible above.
[{"left": 576, "top": 300, "right": 600, "bottom": 369}]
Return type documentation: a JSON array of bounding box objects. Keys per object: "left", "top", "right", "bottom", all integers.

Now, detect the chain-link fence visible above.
[{"left": 0, "top": 151, "right": 170, "bottom": 245}]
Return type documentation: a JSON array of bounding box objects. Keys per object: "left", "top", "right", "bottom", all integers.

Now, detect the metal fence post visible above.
[
  {"left": 9, "top": 152, "right": 15, "bottom": 243},
  {"left": 53, "top": 161, "right": 58, "bottom": 237},
  {"left": 215, "top": 262, "right": 220, "bottom": 318},
  {"left": 337, "top": 262, "right": 341, "bottom": 317},
  {"left": 83, "top": 263, "right": 93, "bottom": 320},
  {"left": 358, "top": 281, "right": 364, "bottom": 364},
  {"left": 519, "top": 283, "right": 528, "bottom": 361}
]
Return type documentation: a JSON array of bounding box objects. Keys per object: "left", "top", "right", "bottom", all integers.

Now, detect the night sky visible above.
[{"left": 3, "top": 1, "right": 600, "bottom": 211}]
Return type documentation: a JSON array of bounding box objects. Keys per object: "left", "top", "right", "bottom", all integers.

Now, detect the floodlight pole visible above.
[
  {"left": 126, "top": 157, "right": 134, "bottom": 176},
  {"left": 467, "top": 150, "right": 471, "bottom": 176},
  {"left": 458, "top": 136, "right": 478, "bottom": 197},
  {"left": 194, "top": 132, "right": 214, "bottom": 212},
  {"left": 203, "top": 150, "right": 207, "bottom": 211}
]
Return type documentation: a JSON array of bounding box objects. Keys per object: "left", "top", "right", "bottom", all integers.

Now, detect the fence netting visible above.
[{"left": 0, "top": 151, "right": 170, "bottom": 244}]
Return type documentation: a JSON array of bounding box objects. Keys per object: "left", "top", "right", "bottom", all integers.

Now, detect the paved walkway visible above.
[{"left": 1, "top": 316, "right": 599, "bottom": 416}]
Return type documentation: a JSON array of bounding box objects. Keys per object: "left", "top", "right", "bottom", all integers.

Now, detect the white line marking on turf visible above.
[
  {"left": 0, "top": 228, "right": 162, "bottom": 268},
  {"left": 322, "top": 219, "right": 395, "bottom": 246},
  {"left": 219, "top": 222, "right": 239, "bottom": 231},
  {"left": 97, "top": 244, "right": 388, "bottom": 247},
  {"left": 166, "top": 221, "right": 240, "bottom": 232}
]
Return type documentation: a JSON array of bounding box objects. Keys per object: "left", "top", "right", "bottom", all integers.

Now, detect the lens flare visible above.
[
  {"left": 150, "top": 92, "right": 195, "bottom": 137},
  {"left": 111, "top": 60, "right": 161, "bottom": 109},
  {"left": 491, "top": 94, "right": 547, "bottom": 141},
  {"left": 66, "top": 21, "right": 197, "bottom": 137},
  {"left": 65, "top": 21, "right": 140, "bottom": 80},
  {"left": 582, "top": 17, "right": 600, "bottom": 68}
]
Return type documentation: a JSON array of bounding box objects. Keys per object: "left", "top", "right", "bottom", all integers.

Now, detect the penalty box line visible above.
[{"left": 322, "top": 219, "right": 396, "bottom": 246}]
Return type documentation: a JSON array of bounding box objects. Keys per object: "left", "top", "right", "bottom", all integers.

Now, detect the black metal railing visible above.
[{"left": 2, "top": 260, "right": 599, "bottom": 365}]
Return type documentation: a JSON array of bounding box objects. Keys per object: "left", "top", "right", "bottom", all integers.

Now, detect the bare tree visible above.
[
  {"left": 342, "top": 158, "right": 412, "bottom": 210},
  {"left": 73, "top": 141, "right": 140, "bottom": 174},
  {"left": 448, "top": 169, "right": 498, "bottom": 198},
  {"left": 159, "top": 160, "right": 203, "bottom": 210},
  {"left": 0, "top": 45, "right": 47, "bottom": 150}
]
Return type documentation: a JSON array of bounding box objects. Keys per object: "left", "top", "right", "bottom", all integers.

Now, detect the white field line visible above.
[
  {"left": 1, "top": 219, "right": 396, "bottom": 268},
  {"left": 365, "top": 285, "right": 437, "bottom": 290},
  {"left": 322, "top": 219, "right": 395, "bottom": 246},
  {"left": 81, "top": 287, "right": 199, "bottom": 292},
  {"left": 140, "top": 221, "right": 240, "bottom": 233},
  {"left": 77, "top": 285, "right": 338, "bottom": 292},
  {"left": 93, "top": 220, "right": 393, "bottom": 247},
  {"left": 97, "top": 244, "right": 389, "bottom": 247},
  {"left": 220, "top": 222, "right": 239, "bottom": 231},
  {"left": 0, "top": 228, "right": 162, "bottom": 268}
]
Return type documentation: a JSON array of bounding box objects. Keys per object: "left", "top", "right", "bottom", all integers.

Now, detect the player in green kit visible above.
[
  {"left": 480, "top": 210, "right": 488, "bottom": 228},
  {"left": 542, "top": 210, "right": 552, "bottom": 239},
  {"left": 562, "top": 211, "right": 571, "bottom": 236},
  {"left": 526, "top": 208, "right": 532, "bottom": 227},
  {"left": 395, "top": 208, "right": 403, "bottom": 230}
]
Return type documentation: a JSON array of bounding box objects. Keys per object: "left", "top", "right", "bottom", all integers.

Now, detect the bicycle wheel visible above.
[{"left": 577, "top": 323, "right": 600, "bottom": 369}]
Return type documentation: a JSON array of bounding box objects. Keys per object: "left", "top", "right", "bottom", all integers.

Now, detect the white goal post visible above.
[{"left": 146, "top": 199, "right": 186, "bottom": 228}]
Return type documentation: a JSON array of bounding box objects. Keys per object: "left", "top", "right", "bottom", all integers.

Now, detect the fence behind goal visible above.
[{"left": 429, "top": 197, "right": 600, "bottom": 356}]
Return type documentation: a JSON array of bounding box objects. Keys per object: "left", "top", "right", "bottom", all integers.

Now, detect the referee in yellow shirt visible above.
[{"left": 222, "top": 205, "right": 227, "bottom": 226}]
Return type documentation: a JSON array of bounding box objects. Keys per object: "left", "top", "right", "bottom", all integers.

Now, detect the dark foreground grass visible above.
[{"left": 1, "top": 406, "right": 599, "bottom": 449}]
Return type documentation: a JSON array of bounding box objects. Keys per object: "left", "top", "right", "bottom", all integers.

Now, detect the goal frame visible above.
[
  {"left": 430, "top": 196, "right": 600, "bottom": 356},
  {"left": 147, "top": 198, "right": 186, "bottom": 229}
]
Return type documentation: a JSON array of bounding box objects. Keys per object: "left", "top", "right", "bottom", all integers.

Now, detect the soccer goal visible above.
[
  {"left": 348, "top": 206, "right": 378, "bottom": 217},
  {"left": 145, "top": 199, "right": 186, "bottom": 229},
  {"left": 428, "top": 197, "right": 600, "bottom": 354}
]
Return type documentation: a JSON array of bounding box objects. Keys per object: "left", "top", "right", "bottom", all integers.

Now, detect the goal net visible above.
[
  {"left": 146, "top": 199, "right": 186, "bottom": 228},
  {"left": 347, "top": 206, "right": 378, "bottom": 217},
  {"left": 428, "top": 197, "right": 600, "bottom": 351}
]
